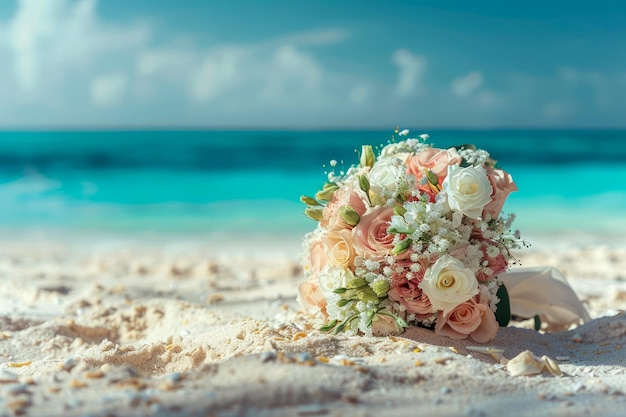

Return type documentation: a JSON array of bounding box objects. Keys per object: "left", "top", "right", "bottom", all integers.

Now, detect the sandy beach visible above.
[{"left": 0, "top": 231, "right": 625, "bottom": 417}]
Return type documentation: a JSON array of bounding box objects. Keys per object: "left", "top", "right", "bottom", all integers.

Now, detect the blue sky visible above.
[{"left": 0, "top": 0, "right": 625, "bottom": 128}]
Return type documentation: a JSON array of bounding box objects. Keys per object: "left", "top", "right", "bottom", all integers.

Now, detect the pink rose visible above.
[
  {"left": 434, "top": 297, "right": 498, "bottom": 343},
  {"left": 389, "top": 279, "right": 433, "bottom": 318},
  {"left": 320, "top": 229, "right": 356, "bottom": 269},
  {"left": 483, "top": 167, "right": 517, "bottom": 219},
  {"left": 406, "top": 147, "right": 462, "bottom": 184},
  {"left": 297, "top": 277, "right": 327, "bottom": 317},
  {"left": 352, "top": 207, "right": 395, "bottom": 260},
  {"left": 321, "top": 188, "right": 368, "bottom": 230},
  {"left": 388, "top": 255, "right": 433, "bottom": 317}
]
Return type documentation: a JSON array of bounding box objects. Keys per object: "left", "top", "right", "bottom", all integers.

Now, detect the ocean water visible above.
[{"left": 0, "top": 130, "right": 624, "bottom": 238}]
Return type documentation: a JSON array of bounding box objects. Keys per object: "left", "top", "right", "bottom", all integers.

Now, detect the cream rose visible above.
[
  {"left": 368, "top": 160, "right": 401, "bottom": 195},
  {"left": 419, "top": 255, "right": 479, "bottom": 315},
  {"left": 318, "top": 266, "right": 353, "bottom": 295},
  {"left": 297, "top": 277, "right": 327, "bottom": 316},
  {"left": 321, "top": 229, "right": 356, "bottom": 269},
  {"left": 371, "top": 312, "right": 405, "bottom": 336},
  {"left": 306, "top": 239, "right": 327, "bottom": 277},
  {"left": 442, "top": 165, "right": 493, "bottom": 219}
]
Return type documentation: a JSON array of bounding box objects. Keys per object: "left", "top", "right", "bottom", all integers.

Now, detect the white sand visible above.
[{"left": 0, "top": 232, "right": 625, "bottom": 416}]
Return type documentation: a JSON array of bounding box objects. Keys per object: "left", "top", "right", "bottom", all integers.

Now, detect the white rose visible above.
[
  {"left": 368, "top": 160, "right": 401, "bottom": 195},
  {"left": 442, "top": 165, "right": 493, "bottom": 219},
  {"left": 419, "top": 255, "right": 479, "bottom": 315},
  {"left": 318, "top": 266, "right": 353, "bottom": 295}
]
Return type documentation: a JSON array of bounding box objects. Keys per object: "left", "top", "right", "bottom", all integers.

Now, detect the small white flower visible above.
[{"left": 487, "top": 245, "right": 500, "bottom": 258}]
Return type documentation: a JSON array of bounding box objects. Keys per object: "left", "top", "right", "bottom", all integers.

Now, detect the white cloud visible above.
[
  {"left": 451, "top": 71, "right": 483, "bottom": 97},
  {"left": 392, "top": 49, "right": 426, "bottom": 97},
  {"left": 4, "top": 0, "right": 149, "bottom": 95},
  {"left": 192, "top": 47, "right": 247, "bottom": 102},
  {"left": 276, "top": 28, "right": 349, "bottom": 46},
  {"left": 90, "top": 73, "right": 127, "bottom": 107},
  {"left": 349, "top": 86, "right": 369, "bottom": 104},
  {"left": 2, "top": 1, "right": 623, "bottom": 128},
  {"left": 542, "top": 101, "right": 571, "bottom": 120}
]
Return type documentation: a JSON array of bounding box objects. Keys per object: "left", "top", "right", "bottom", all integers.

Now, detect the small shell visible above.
[
  {"left": 506, "top": 350, "right": 543, "bottom": 376},
  {"left": 541, "top": 355, "right": 563, "bottom": 378}
]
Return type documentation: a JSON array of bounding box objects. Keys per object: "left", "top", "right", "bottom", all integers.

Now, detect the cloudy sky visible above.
[{"left": 0, "top": 0, "right": 625, "bottom": 128}]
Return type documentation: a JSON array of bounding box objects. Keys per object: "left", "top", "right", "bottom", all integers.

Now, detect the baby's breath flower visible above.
[
  {"left": 486, "top": 245, "right": 500, "bottom": 258},
  {"left": 364, "top": 260, "right": 381, "bottom": 271}
]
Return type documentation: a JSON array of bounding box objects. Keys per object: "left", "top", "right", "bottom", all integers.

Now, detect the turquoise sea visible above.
[{"left": 0, "top": 130, "right": 624, "bottom": 238}]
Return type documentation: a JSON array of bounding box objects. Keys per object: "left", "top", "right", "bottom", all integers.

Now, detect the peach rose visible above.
[
  {"left": 321, "top": 188, "right": 368, "bottom": 230},
  {"left": 371, "top": 312, "right": 405, "bottom": 336},
  {"left": 297, "top": 277, "right": 327, "bottom": 316},
  {"left": 321, "top": 229, "right": 356, "bottom": 269},
  {"left": 434, "top": 297, "right": 498, "bottom": 342},
  {"left": 406, "top": 147, "right": 462, "bottom": 183},
  {"left": 352, "top": 207, "right": 395, "bottom": 260},
  {"left": 483, "top": 167, "right": 517, "bottom": 219},
  {"left": 306, "top": 239, "right": 327, "bottom": 276}
]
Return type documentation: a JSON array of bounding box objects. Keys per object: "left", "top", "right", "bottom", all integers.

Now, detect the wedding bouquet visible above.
[{"left": 297, "top": 129, "right": 521, "bottom": 342}]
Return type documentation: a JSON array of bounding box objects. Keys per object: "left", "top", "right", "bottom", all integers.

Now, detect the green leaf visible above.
[
  {"left": 495, "top": 283, "right": 511, "bottom": 327},
  {"left": 455, "top": 143, "right": 477, "bottom": 151},
  {"left": 393, "top": 205, "right": 407, "bottom": 217},
  {"left": 333, "top": 287, "right": 347, "bottom": 294},
  {"left": 533, "top": 315, "right": 541, "bottom": 332},
  {"left": 425, "top": 169, "right": 439, "bottom": 187},
  {"left": 319, "top": 319, "right": 338, "bottom": 332},
  {"left": 366, "top": 310, "right": 377, "bottom": 327},
  {"left": 334, "top": 321, "right": 347, "bottom": 334},
  {"left": 336, "top": 299, "right": 351, "bottom": 307}
]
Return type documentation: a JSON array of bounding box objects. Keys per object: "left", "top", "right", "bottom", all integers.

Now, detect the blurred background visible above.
[{"left": 0, "top": 1, "right": 624, "bottom": 240}]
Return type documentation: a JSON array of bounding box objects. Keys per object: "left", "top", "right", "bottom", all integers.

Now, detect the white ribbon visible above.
[{"left": 500, "top": 267, "right": 591, "bottom": 328}]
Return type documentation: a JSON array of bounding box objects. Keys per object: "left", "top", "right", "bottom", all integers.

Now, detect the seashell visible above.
[
  {"left": 506, "top": 350, "right": 543, "bottom": 376},
  {"left": 541, "top": 355, "right": 563, "bottom": 377}
]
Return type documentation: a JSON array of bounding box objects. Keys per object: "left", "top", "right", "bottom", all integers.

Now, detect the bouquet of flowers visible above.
[{"left": 297, "top": 129, "right": 521, "bottom": 342}]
